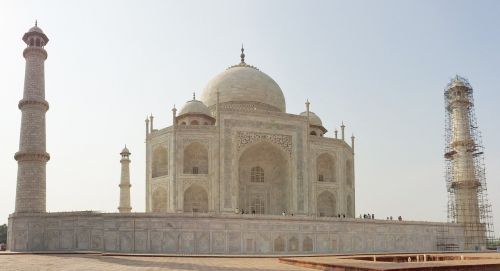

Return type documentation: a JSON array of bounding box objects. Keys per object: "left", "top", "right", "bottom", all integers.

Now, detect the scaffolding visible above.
[{"left": 441, "top": 75, "right": 495, "bottom": 251}]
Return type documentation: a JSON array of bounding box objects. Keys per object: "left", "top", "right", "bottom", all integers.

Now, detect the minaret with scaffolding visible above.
[{"left": 444, "top": 75, "right": 494, "bottom": 250}]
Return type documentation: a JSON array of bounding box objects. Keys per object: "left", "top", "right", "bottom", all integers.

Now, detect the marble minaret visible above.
[
  {"left": 445, "top": 76, "right": 487, "bottom": 249},
  {"left": 118, "top": 146, "right": 132, "bottom": 213},
  {"left": 14, "top": 23, "right": 50, "bottom": 213}
]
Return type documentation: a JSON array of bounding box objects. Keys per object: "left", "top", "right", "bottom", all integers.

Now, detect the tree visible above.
[{"left": 0, "top": 224, "right": 7, "bottom": 244}]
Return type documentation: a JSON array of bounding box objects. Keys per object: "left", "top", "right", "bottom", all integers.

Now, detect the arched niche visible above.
[
  {"left": 183, "top": 142, "right": 208, "bottom": 174},
  {"left": 317, "top": 153, "right": 336, "bottom": 182},
  {"left": 238, "top": 141, "right": 290, "bottom": 215},
  {"left": 303, "top": 236, "right": 313, "bottom": 252},
  {"left": 152, "top": 187, "right": 167, "bottom": 212},
  {"left": 274, "top": 236, "right": 285, "bottom": 252},
  {"left": 152, "top": 146, "right": 168, "bottom": 178},
  {"left": 183, "top": 185, "right": 208, "bottom": 213},
  {"left": 317, "top": 191, "right": 336, "bottom": 217}
]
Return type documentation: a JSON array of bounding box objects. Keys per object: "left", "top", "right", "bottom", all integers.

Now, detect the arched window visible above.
[
  {"left": 346, "top": 160, "right": 353, "bottom": 186},
  {"left": 190, "top": 120, "right": 199, "bottom": 125},
  {"left": 310, "top": 131, "right": 317, "bottom": 136},
  {"left": 35, "top": 38, "right": 40, "bottom": 47},
  {"left": 181, "top": 122, "right": 186, "bottom": 125},
  {"left": 183, "top": 142, "right": 208, "bottom": 174},
  {"left": 317, "top": 153, "right": 336, "bottom": 182},
  {"left": 152, "top": 147, "right": 168, "bottom": 178},
  {"left": 250, "top": 166, "right": 264, "bottom": 182},
  {"left": 29, "top": 38, "right": 34, "bottom": 46}
]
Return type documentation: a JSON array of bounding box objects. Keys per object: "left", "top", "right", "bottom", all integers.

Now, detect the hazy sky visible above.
[{"left": 0, "top": 0, "right": 499, "bottom": 235}]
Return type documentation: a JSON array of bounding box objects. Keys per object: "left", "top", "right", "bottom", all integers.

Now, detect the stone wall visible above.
[{"left": 8, "top": 212, "right": 465, "bottom": 254}]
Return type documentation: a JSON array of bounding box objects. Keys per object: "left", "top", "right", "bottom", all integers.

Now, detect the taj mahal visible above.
[
  {"left": 9, "top": 23, "right": 490, "bottom": 255},
  {"left": 143, "top": 46, "right": 355, "bottom": 217}
]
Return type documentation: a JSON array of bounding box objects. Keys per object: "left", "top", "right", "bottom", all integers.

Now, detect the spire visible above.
[
  {"left": 240, "top": 44, "right": 245, "bottom": 63},
  {"left": 341, "top": 121, "right": 346, "bottom": 141},
  {"left": 351, "top": 134, "right": 355, "bottom": 152}
]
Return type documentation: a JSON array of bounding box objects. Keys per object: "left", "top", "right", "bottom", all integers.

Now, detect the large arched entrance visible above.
[
  {"left": 183, "top": 185, "right": 208, "bottom": 213},
  {"left": 238, "top": 142, "right": 290, "bottom": 215}
]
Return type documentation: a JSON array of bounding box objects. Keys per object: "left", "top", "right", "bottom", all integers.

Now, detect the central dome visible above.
[{"left": 200, "top": 49, "right": 286, "bottom": 112}]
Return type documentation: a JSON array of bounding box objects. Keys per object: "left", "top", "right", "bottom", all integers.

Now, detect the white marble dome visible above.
[
  {"left": 200, "top": 64, "right": 286, "bottom": 112},
  {"left": 178, "top": 98, "right": 211, "bottom": 117},
  {"left": 300, "top": 111, "right": 323, "bottom": 127}
]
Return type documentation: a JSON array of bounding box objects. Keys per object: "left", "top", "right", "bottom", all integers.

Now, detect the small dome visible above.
[
  {"left": 28, "top": 26, "right": 44, "bottom": 34},
  {"left": 23, "top": 23, "right": 49, "bottom": 44},
  {"left": 449, "top": 76, "right": 471, "bottom": 89},
  {"left": 178, "top": 98, "right": 211, "bottom": 117},
  {"left": 200, "top": 49, "right": 286, "bottom": 112},
  {"left": 121, "top": 146, "right": 130, "bottom": 155},
  {"left": 300, "top": 111, "right": 323, "bottom": 127}
]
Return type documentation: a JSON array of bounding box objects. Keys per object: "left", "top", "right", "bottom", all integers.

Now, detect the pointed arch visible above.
[
  {"left": 183, "top": 185, "right": 208, "bottom": 213},
  {"left": 183, "top": 142, "right": 208, "bottom": 174},
  {"left": 317, "top": 153, "right": 336, "bottom": 182},
  {"left": 288, "top": 236, "right": 299, "bottom": 252},
  {"left": 274, "top": 236, "right": 285, "bottom": 252},
  {"left": 152, "top": 146, "right": 168, "bottom": 178},
  {"left": 238, "top": 141, "right": 290, "bottom": 215},
  {"left": 303, "top": 236, "right": 313, "bottom": 252},
  {"left": 317, "top": 191, "right": 337, "bottom": 217},
  {"left": 152, "top": 187, "right": 167, "bottom": 212}
]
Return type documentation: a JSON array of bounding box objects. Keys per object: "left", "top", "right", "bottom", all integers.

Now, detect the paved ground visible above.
[
  {"left": 281, "top": 253, "right": 500, "bottom": 270},
  {"left": 0, "top": 253, "right": 310, "bottom": 271}
]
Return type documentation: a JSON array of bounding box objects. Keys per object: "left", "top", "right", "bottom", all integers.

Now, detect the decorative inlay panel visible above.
[{"left": 237, "top": 131, "right": 292, "bottom": 155}]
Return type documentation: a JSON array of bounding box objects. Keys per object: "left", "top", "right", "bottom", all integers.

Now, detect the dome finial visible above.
[
  {"left": 240, "top": 44, "right": 245, "bottom": 63},
  {"left": 35, "top": 20, "right": 37, "bottom": 27},
  {"left": 193, "top": 92, "right": 196, "bottom": 100}
]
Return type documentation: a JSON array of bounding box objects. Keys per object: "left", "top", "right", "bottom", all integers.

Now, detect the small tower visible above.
[
  {"left": 14, "top": 23, "right": 50, "bottom": 213},
  {"left": 444, "top": 76, "right": 494, "bottom": 250},
  {"left": 118, "top": 145, "right": 132, "bottom": 213}
]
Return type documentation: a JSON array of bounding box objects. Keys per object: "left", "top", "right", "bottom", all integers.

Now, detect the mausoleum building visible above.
[{"left": 144, "top": 47, "right": 355, "bottom": 217}]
